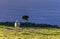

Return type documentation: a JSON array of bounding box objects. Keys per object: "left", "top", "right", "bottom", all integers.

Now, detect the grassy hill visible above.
[
  {"left": 0, "top": 26, "right": 60, "bottom": 39},
  {"left": 0, "top": 22, "right": 60, "bottom": 39}
]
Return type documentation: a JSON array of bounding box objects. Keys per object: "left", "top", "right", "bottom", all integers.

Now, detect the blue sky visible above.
[{"left": 0, "top": 0, "right": 60, "bottom": 26}]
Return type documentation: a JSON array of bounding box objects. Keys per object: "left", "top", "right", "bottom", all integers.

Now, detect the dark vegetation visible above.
[
  {"left": 22, "top": 15, "right": 29, "bottom": 23},
  {"left": 21, "top": 22, "right": 60, "bottom": 28},
  {"left": 0, "top": 22, "right": 60, "bottom": 29},
  {"left": 0, "top": 22, "right": 14, "bottom": 27}
]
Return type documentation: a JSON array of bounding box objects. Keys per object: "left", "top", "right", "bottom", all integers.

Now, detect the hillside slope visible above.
[{"left": 0, "top": 26, "right": 60, "bottom": 39}]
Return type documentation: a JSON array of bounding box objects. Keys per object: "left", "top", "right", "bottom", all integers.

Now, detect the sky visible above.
[{"left": 0, "top": 0, "right": 60, "bottom": 26}]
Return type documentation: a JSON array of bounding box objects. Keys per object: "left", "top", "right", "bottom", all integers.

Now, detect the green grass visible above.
[{"left": 0, "top": 25, "right": 60, "bottom": 39}]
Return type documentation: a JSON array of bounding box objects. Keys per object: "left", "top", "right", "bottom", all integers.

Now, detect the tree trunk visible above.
[{"left": 25, "top": 20, "right": 28, "bottom": 24}]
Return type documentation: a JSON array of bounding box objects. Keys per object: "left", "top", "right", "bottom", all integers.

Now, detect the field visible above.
[{"left": 0, "top": 26, "right": 60, "bottom": 39}]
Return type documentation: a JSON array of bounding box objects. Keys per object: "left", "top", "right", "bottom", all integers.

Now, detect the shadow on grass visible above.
[{"left": 36, "top": 32, "right": 60, "bottom": 35}]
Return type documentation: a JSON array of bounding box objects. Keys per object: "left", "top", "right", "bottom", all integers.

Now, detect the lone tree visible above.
[{"left": 22, "top": 15, "right": 29, "bottom": 23}]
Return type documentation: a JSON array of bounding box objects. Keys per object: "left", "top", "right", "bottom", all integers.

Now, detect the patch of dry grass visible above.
[{"left": 0, "top": 26, "right": 60, "bottom": 39}]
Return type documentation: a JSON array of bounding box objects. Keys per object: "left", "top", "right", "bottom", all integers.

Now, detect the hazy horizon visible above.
[{"left": 0, "top": 0, "right": 60, "bottom": 26}]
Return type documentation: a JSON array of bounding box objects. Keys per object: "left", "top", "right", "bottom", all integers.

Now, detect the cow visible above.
[{"left": 14, "top": 20, "right": 20, "bottom": 29}]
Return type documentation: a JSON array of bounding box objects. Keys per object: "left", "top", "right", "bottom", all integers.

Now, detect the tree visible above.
[{"left": 22, "top": 15, "right": 29, "bottom": 23}]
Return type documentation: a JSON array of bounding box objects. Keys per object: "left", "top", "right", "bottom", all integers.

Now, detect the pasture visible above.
[{"left": 0, "top": 25, "right": 60, "bottom": 39}]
